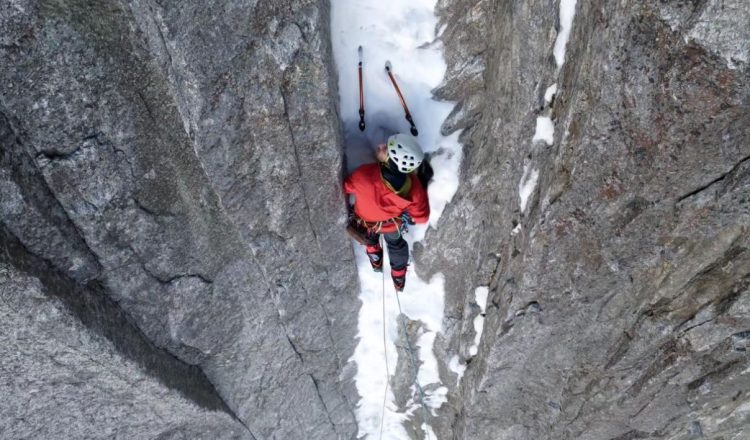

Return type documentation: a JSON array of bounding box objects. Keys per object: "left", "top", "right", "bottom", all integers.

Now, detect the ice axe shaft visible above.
[
  {"left": 358, "top": 46, "right": 365, "bottom": 131},
  {"left": 385, "top": 61, "right": 418, "bottom": 136}
]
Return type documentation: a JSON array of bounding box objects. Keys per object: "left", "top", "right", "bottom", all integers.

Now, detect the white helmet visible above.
[{"left": 387, "top": 133, "right": 424, "bottom": 173}]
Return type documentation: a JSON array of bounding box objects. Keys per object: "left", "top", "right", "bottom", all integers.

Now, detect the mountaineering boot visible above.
[
  {"left": 366, "top": 244, "right": 383, "bottom": 272},
  {"left": 391, "top": 267, "right": 407, "bottom": 291}
]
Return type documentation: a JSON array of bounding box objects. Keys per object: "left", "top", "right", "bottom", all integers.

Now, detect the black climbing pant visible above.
[{"left": 364, "top": 231, "right": 409, "bottom": 270}]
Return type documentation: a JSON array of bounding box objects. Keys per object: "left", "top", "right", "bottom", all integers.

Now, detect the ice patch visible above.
[
  {"left": 518, "top": 164, "right": 539, "bottom": 213},
  {"left": 532, "top": 116, "right": 554, "bottom": 145},
  {"left": 553, "top": 0, "right": 579, "bottom": 68}
]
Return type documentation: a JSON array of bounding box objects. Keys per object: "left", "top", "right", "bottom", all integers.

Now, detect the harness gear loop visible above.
[{"left": 353, "top": 215, "right": 405, "bottom": 236}]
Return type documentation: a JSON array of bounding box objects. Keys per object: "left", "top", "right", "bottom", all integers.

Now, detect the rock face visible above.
[
  {"left": 1, "top": 0, "right": 359, "bottom": 439},
  {"left": 0, "top": 233, "right": 247, "bottom": 439},
  {"left": 416, "top": 0, "right": 750, "bottom": 438},
  {"left": 2, "top": 0, "right": 749, "bottom": 439}
]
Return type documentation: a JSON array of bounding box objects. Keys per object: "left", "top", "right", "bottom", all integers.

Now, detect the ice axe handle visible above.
[
  {"left": 385, "top": 61, "right": 418, "bottom": 136},
  {"left": 358, "top": 47, "right": 365, "bottom": 131}
]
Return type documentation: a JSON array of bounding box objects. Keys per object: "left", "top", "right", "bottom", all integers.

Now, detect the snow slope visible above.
[{"left": 330, "top": 1, "right": 462, "bottom": 437}]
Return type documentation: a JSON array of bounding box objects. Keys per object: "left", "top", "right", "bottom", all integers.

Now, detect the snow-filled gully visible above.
[
  {"left": 330, "top": 1, "right": 462, "bottom": 438},
  {"left": 332, "top": 0, "right": 578, "bottom": 436}
]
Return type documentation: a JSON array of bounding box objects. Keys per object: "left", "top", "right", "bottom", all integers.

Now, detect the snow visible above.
[
  {"left": 437, "top": 23, "right": 448, "bottom": 38},
  {"left": 511, "top": 223, "right": 522, "bottom": 236},
  {"left": 468, "top": 314, "right": 483, "bottom": 356},
  {"left": 475, "top": 286, "right": 489, "bottom": 312},
  {"left": 468, "top": 287, "right": 489, "bottom": 357},
  {"left": 518, "top": 164, "right": 539, "bottom": 213},
  {"left": 553, "top": 0, "right": 578, "bottom": 68},
  {"left": 532, "top": 116, "right": 554, "bottom": 145},
  {"left": 422, "top": 131, "right": 463, "bottom": 235},
  {"left": 416, "top": 331, "right": 440, "bottom": 391},
  {"left": 331, "top": 0, "right": 463, "bottom": 438},
  {"left": 544, "top": 83, "right": 557, "bottom": 104},
  {"left": 350, "top": 255, "right": 446, "bottom": 438},
  {"left": 448, "top": 355, "right": 466, "bottom": 381}
]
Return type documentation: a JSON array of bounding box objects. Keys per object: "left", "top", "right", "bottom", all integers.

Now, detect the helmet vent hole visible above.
[
  {"left": 398, "top": 144, "right": 403, "bottom": 148},
  {"left": 390, "top": 150, "right": 396, "bottom": 154},
  {"left": 410, "top": 163, "right": 414, "bottom": 166}
]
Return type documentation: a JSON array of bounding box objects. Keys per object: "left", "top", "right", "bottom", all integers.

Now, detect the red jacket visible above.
[{"left": 344, "top": 163, "right": 430, "bottom": 233}]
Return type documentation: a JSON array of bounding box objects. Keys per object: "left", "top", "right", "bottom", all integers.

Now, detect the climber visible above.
[{"left": 344, "top": 133, "right": 430, "bottom": 291}]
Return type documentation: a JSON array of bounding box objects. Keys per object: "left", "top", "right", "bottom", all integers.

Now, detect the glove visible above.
[
  {"left": 400, "top": 211, "right": 415, "bottom": 225},
  {"left": 397, "top": 211, "right": 413, "bottom": 236}
]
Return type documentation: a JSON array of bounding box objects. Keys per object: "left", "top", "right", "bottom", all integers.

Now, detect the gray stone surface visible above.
[
  {"left": 686, "top": 0, "right": 750, "bottom": 68},
  {"left": 3, "top": 0, "right": 749, "bottom": 438},
  {"left": 413, "top": 0, "right": 750, "bottom": 438},
  {"left": 0, "top": 258, "right": 248, "bottom": 440},
  {"left": 1, "top": 0, "right": 358, "bottom": 439}
]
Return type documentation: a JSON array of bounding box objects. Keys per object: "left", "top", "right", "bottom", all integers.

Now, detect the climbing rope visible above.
[
  {"left": 377, "top": 235, "right": 434, "bottom": 440},
  {"left": 378, "top": 247, "right": 389, "bottom": 440},
  {"left": 395, "top": 290, "right": 433, "bottom": 440}
]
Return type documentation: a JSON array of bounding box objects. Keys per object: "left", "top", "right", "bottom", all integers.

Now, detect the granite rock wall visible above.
[
  {"left": 417, "top": 0, "right": 750, "bottom": 438},
  {"left": 2, "top": 0, "right": 748, "bottom": 438},
  {"left": 1, "top": 1, "right": 359, "bottom": 438}
]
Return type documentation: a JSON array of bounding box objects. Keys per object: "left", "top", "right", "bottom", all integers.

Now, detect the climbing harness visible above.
[
  {"left": 377, "top": 235, "right": 434, "bottom": 440},
  {"left": 350, "top": 215, "right": 406, "bottom": 236}
]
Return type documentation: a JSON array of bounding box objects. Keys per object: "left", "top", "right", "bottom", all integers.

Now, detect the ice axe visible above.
[
  {"left": 385, "top": 61, "right": 418, "bottom": 137},
  {"left": 358, "top": 46, "right": 365, "bottom": 131}
]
